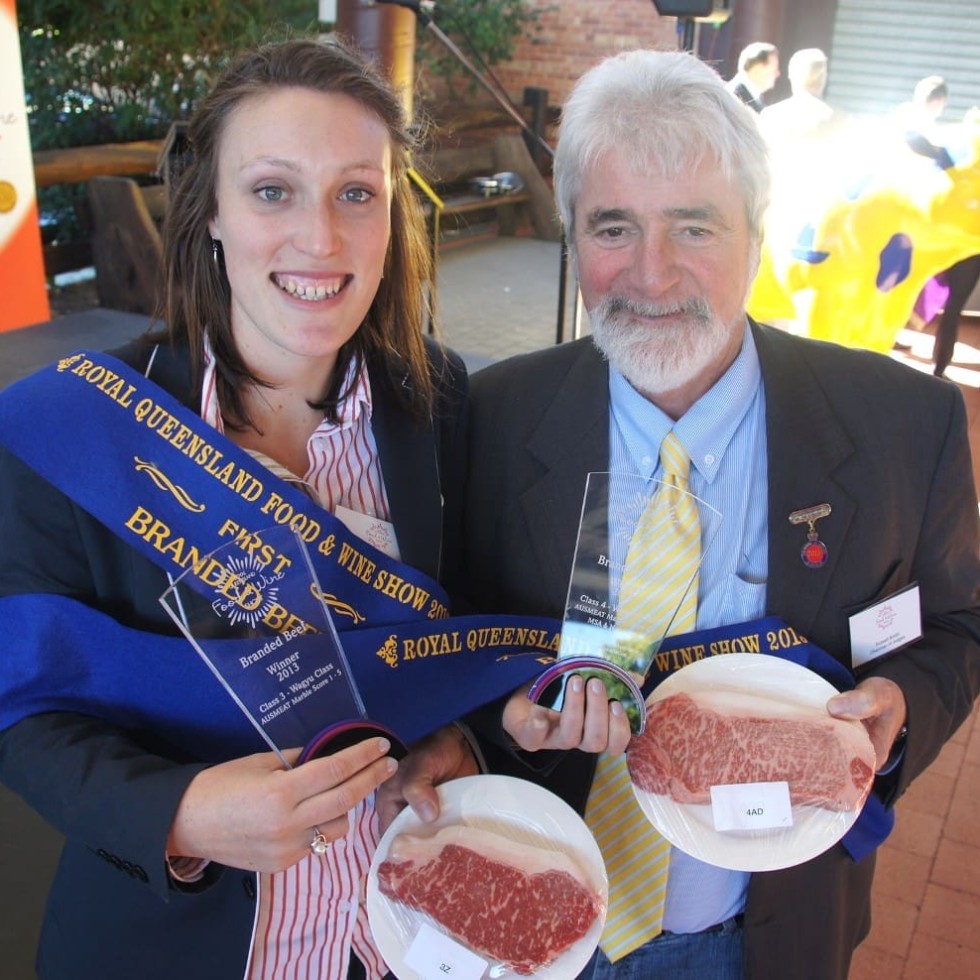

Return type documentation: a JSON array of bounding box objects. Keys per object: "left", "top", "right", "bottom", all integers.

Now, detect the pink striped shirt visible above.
[
  {"left": 201, "top": 354, "right": 393, "bottom": 980},
  {"left": 201, "top": 355, "right": 393, "bottom": 521}
]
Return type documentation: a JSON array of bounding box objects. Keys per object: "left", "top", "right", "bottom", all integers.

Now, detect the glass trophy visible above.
[
  {"left": 159, "top": 523, "right": 406, "bottom": 766},
  {"left": 527, "top": 471, "right": 722, "bottom": 734}
]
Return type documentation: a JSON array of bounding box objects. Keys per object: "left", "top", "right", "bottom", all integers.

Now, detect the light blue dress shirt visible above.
[{"left": 607, "top": 322, "right": 769, "bottom": 933}]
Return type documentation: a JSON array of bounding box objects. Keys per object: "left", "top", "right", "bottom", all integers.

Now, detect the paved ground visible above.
[{"left": 435, "top": 234, "right": 585, "bottom": 364}]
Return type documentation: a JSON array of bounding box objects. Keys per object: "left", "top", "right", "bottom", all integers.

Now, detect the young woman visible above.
[{"left": 0, "top": 36, "right": 469, "bottom": 979}]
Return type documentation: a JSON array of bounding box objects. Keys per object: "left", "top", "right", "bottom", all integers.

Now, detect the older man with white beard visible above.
[{"left": 407, "top": 49, "right": 980, "bottom": 980}]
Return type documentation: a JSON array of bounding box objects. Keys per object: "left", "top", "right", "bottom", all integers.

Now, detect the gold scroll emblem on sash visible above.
[{"left": 134, "top": 458, "right": 206, "bottom": 512}]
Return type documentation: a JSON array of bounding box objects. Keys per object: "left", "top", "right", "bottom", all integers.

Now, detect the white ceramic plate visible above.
[
  {"left": 367, "top": 774, "right": 607, "bottom": 979},
  {"left": 630, "top": 654, "right": 874, "bottom": 872}
]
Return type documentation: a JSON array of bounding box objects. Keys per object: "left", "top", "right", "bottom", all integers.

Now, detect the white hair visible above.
[{"left": 553, "top": 49, "right": 771, "bottom": 249}]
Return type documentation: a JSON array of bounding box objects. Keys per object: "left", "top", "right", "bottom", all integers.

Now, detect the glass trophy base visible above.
[
  {"left": 299, "top": 719, "right": 409, "bottom": 764},
  {"left": 526, "top": 657, "right": 647, "bottom": 735}
]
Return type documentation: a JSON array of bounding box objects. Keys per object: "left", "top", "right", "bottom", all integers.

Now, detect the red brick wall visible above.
[{"left": 491, "top": 0, "right": 679, "bottom": 107}]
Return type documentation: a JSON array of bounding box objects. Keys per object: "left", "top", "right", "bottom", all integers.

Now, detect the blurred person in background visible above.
[
  {"left": 725, "top": 41, "right": 780, "bottom": 113},
  {"left": 759, "top": 47, "right": 848, "bottom": 148}
]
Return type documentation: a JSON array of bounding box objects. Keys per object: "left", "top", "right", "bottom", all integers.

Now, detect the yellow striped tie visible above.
[{"left": 586, "top": 432, "right": 700, "bottom": 962}]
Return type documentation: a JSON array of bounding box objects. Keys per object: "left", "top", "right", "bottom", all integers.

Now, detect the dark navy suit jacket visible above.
[
  {"left": 0, "top": 337, "right": 467, "bottom": 979},
  {"left": 729, "top": 79, "right": 765, "bottom": 113},
  {"left": 460, "top": 321, "right": 980, "bottom": 979}
]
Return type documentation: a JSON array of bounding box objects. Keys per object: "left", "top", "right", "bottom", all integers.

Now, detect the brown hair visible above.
[{"left": 161, "top": 35, "right": 435, "bottom": 427}]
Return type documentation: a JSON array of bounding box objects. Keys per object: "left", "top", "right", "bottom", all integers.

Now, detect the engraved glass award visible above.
[
  {"left": 528, "top": 472, "right": 722, "bottom": 733},
  {"left": 159, "top": 523, "right": 405, "bottom": 764}
]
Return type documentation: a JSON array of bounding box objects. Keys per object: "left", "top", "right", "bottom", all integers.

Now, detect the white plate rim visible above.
[
  {"left": 367, "top": 773, "right": 607, "bottom": 979},
  {"left": 630, "top": 653, "right": 873, "bottom": 872}
]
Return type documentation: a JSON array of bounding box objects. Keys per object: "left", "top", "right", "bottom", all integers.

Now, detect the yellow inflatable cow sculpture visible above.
[{"left": 749, "top": 123, "right": 980, "bottom": 352}]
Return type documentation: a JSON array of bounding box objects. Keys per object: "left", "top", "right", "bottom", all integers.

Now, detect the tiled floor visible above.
[
  {"left": 849, "top": 701, "right": 980, "bottom": 979},
  {"left": 849, "top": 319, "right": 980, "bottom": 980},
  {"left": 888, "top": 318, "right": 980, "bottom": 495}
]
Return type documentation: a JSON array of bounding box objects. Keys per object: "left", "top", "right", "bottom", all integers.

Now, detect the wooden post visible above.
[
  {"left": 522, "top": 86, "right": 550, "bottom": 171},
  {"left": 87, "top": 177, "right": 163, "bottom": 316},
  {"left": 335, "top": 0, "right": 417, "bottom": 122},
  {"left": 32, "top": 141, "right": 163, "bottom": 188},
  {"left": 491, "top": 134, "right": 560, "bottom": 242}
]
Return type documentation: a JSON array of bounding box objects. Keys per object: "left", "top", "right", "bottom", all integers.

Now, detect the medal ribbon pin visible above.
[{"left": 789, "top": 503, "right": 832, "bottom": 568}]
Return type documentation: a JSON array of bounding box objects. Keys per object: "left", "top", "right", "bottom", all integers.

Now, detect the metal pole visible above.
[
  {"left": 418, "top": 16, "right": 554, "bottom": 163},
  {"left": 369, "top": 0, "right": 574, "bottom": 345},
  {"left": 680, "top": 18, "right": 697, "bottom": 53}
]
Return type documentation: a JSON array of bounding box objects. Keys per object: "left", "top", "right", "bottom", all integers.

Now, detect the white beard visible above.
[{"left": 589, "top": 295, "right": 735, "bottom": 395}]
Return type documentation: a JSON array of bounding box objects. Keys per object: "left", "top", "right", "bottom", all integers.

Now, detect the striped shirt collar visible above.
[{"left": 200, "top": 343, "right": 373, "bottom": 438}]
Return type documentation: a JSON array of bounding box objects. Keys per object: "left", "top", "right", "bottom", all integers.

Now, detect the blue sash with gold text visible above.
[
  {"left": 0, "top": 353, "right": 892, "bottom": 860},
  {"left": 0, "top": 351, "right": 555, "bottom": 752}
]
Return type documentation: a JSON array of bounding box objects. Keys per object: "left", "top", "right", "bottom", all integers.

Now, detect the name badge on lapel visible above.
[
  {"left": 848, "top": 583, "right": 922, "bottom": 668},
  {"left": 335, "top": 505, "right": 401, "bottom": 561}
]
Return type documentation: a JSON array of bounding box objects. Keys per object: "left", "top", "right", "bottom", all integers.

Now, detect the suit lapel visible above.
[
  {"left": 754, "top": 323, "right": 857, "bottom": 638},
  {"left": 370, "top": 375, "right": 442, "bottom": 581},
  {"left": 139, "top": 341, "right": 196, "bottom": 407},
  {"left": 521, "top": 341, "right": 610, "bottom": 611}
]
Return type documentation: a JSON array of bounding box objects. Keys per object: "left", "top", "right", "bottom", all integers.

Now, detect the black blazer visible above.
[
  {"left": 0, "top": 337, "right": 467, "bottom": 979},
  {"left": 729, "top": 80, "right": 765, "bottom": 113},
  {"left": 460, "top": 322, "right": 980, "bottom": 978}
]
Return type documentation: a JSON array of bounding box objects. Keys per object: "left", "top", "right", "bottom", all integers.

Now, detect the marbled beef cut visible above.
[
  {"left": 376, "top": 825, "right": 602, "bottom": 975},
  {"left": 627, "top": 690, "right": 875, "bottom": 811}
]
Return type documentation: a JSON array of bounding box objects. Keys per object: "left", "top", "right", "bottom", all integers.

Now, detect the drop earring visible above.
[{"left": 211, "top": 238, "right": 220, "bottom": 266}]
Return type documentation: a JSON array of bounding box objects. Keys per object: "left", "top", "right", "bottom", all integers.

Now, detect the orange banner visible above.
[{"left": 1, "top": 0, "right": 50, "bottom": 331}]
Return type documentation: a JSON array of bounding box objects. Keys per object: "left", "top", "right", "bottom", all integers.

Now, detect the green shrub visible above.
[
  {"left": 19, "top": 0, "right": 313, "bottom": 240},
  {"left": 17, "top": 0, "right": 542, "bottom": 242},
  {"left": 415, "top": 0, "right": 544, "bottom": 99}
]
